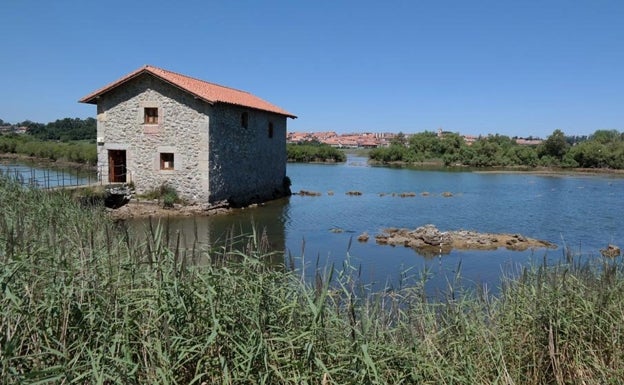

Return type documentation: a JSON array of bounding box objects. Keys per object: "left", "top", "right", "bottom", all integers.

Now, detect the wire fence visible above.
[{"left": 0, "top": 165, "right": 100, "bottom": 189}]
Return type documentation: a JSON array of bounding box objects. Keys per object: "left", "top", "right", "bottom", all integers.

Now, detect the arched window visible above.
[
  {"left": 268, "top": 122, "right": 274, "bottom": 138},
  {"left": 241, "top": 112, "right": 249, "bottom": 129}
]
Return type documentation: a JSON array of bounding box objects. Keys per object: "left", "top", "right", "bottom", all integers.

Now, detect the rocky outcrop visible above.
[
  {"left": 600, "top": 244, "right": 621, "bottom": 258},
  {"left": 374, "top": 224, "right": 556, "bottom": 255}
]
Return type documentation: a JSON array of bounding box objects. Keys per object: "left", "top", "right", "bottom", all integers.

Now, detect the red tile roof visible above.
[{"left": 79, "top": 65, "right": 296, "bottom": 118}]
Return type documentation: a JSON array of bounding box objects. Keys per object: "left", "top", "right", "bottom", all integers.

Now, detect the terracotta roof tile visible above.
[{"left": 79, "top": 65, "right": 296, "bottom": 118}]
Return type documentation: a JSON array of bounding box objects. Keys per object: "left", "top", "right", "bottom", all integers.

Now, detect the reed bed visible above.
[{"left": 1, "top": 177, "right": 624, "bottom": 384}]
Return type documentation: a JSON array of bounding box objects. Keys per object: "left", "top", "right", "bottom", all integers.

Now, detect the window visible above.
[
  {"left": 268, "top": 122, "right": 274, "bottom": 138},
  {"left": 241, "top": 112, "right": 249, "bottom": 129},
  {"left": 160, "top": 153, "right": 174, "bottom": 170},
  {"left": 144, "top": 107, "right": 159, "bottom": 124}
]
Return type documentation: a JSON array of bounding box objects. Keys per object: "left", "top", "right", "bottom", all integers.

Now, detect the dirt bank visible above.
[{"left": 107, "top": 199, "right": 233, "bottom": 220}]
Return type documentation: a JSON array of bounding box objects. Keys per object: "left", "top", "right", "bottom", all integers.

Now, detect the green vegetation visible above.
[
  {"left": 0, "top": 117, "right": 96, "bottom": 165},
  {"left": 370, "top": 129, "right": 624, "bottom": 169},
  {"left": 2, "top": 177, "right": 624, "bottom": 383},
  {"left": 140, "top": 183, "right": 182, "bottom": 208},
  {"left": 2, "top": 117, "right": 96, "bottom": 141},
  {"left": 287, "top": 141, "right": 346, "bottom": 162},
  {"left": 0, "top": 134, "right": 97, "bottom": 165}
]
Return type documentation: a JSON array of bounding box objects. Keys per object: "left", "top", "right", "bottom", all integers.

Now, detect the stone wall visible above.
[
  {"left": 208, "top": 104, "right": 288, "bottom": 206},
  {"left": 95, "top": 73, "right": 288, "bottom": 205}
]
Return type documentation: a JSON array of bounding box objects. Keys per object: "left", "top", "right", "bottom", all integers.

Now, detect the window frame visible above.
[
  {"left": 144, "top": 107, "right": 159, "bottom": 124},
  {"left": 268, "top": 122, "right": 274, "bottom": 138},
  {"left": 160, "top": 152, "right": 174, "bottom": 170}
]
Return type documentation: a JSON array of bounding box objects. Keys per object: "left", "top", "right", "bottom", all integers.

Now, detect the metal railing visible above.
[{"left": 0, "top": 165, "right": 100, "bottom": 189}]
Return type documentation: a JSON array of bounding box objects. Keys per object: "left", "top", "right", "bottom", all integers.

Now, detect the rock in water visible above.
[
  {"left": 600, "top": 244, "right": 621, "bottom": 258},
  {"left": 375, "top": 224, "right": 556, "bottom": 256}
]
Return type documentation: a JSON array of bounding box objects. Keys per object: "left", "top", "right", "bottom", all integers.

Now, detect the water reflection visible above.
[
  {"left": 122, "top": 198, "right": 290, "bottom": 267},
  {"left": 9, "top": 156, "right": 623, "bottom": 292},
  {"left": 117, "top": 155, "right": 624, "bottom": 292}
]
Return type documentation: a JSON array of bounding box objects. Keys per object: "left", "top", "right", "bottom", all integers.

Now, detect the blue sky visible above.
[{"left": 1, "top": 0, "right": 622, "bottom": 138}]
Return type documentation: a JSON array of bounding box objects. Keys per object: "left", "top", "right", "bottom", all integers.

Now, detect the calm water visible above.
[
  {"left": 0, "top": 161, "right": 97, "bottom": 188},
  {"left": 127, "top": 155, "right": 624, "bottom": 292}
]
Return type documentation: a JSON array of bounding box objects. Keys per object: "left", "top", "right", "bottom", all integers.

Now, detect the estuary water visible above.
[
  {"left": 131, "top": 155, "right": 624, "bottom": 292},
  {"left": 0, "top": 161, "right": 97, "bottom": 188}
]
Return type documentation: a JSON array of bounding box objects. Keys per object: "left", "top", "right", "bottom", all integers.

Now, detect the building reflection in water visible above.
[{"left": 120, "top": 198, "right": 290, "bottom": 268}]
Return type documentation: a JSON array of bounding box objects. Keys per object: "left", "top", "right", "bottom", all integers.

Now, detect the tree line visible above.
[
  {"left": 370, "top": 129, "right": 624, "bottom": 169},
  {"left": 2, "top": 116, "right": 623, "bottom": 169},
  {"left": 0, "top": 117, "right": 97, "bottom": 164},
  {"left": 1, "top": 117, "right": 96, "bottom": 141}
]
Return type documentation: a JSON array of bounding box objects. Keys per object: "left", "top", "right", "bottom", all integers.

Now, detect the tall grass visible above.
[{"left": 1, "top": 176, "right": 624, "bottom": 384}]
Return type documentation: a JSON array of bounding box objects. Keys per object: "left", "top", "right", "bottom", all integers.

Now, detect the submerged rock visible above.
[{"left": 297, "top": 190, "right": 322, "bottom": 196}]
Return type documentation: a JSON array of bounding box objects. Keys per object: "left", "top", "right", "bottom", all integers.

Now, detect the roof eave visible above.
[
  {"left": 79, "top": 65, "right": 296, "bottom": 118},
  {"left": 218, "top": 101, "right": 297, "bottom": 119},
  {"left": 78, "top": 67, "right": 149, "bottom": 104},
  {"left": 78, "top": 67, "right": 218, "bottom": 106}
]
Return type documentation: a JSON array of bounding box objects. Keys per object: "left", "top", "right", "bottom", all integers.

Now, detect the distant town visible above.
[
  {"left": 287, "top": 129, "right": 544, "bottom": 148},
  {"left": 2, "top": 120, "right": 548, "bottom": 149},
  {"left": 0, "top": 124, "right": 28, "bottom": 135}
]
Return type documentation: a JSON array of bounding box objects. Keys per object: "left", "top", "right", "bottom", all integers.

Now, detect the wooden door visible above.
[{"left": 108, "top": 150, "right": 127, "bottom": 183}]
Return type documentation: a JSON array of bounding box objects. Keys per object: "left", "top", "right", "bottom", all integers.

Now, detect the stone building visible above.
[{"left": 80, "top": 65, "right": 296, "bottom": 206}]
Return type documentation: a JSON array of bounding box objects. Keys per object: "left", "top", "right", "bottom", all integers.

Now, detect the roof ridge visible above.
[
  {"left": 145, "top": 65, "right": 254, "bottom": 96},
  {"left": 80, "top": 65, "right": 296, "bottom": 118}
]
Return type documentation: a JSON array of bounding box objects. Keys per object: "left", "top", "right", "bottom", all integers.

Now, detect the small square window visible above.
[
  {"left": 144, "top": 107, "right": 159, "bottom": 124},
  {"left": 160, "top": 153, "right": 174, "bottom": 170}
]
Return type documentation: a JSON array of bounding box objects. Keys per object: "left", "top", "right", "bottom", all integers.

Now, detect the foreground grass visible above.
[{"left": 1, "top": 178, "right": 624, "bottom": 384}]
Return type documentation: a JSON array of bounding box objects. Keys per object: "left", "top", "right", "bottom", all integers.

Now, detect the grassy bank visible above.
[
  {"left": 1, "top": 178, "right": 624, "bottom": 384},
  {"left": 0, "top": 135, "right": 97, "bottom": 165}
]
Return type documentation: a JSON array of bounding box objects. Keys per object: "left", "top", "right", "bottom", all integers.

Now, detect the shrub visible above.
[
  {"left": 141, "top": 183, "right": 180, "bottom": 207},
  {"left": 162, "top": 190, "right": 177, "bottom": 208},
  {"left": 287, "top": 143, "right": 346, "bottom": 162}
]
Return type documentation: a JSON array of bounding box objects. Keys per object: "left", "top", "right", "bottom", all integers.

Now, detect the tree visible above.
[
  {"left": 25, "top": 117, "right": 96, "bottom": 141},
  {"left": 391, "top": 132, "right": 407, "bottom": 146},
  {"left": 569, "top": 141, "right": 609, "bottom": 168},
  {"left": 408, "top": 131, "right": 440, "bottom": 157},
  {"left": 590, "top": 129, "right": 621, "bottom": 144},
  {"left": 439, "top": 132, "right": 464, "bottom": 155},
  {"left": 539, "top": 129, "right": 569, "bottom": 160},
  {"left": 508, "top": 146, "right": 539, "bottom": 167}
]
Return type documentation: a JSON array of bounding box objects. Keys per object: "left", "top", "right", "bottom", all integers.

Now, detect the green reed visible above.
[{"left": 1, "top": 176, "right": 624, "bottom": 384}]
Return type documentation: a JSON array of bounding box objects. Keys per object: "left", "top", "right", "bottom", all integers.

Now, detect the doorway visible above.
[{"left": 108, "top": 150, "right": 127, "bottom": 183}]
